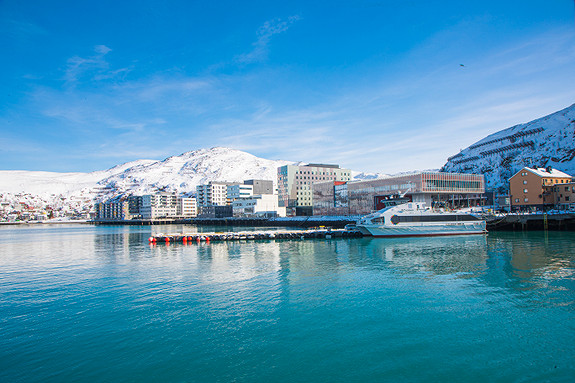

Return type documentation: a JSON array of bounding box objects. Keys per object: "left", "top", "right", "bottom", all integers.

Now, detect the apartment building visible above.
[
  {"left": 141, "top": 193, "right": 178, "bottom": 219},
  {"left": 177, "top": 197, "right": 197, "bottom": 217},
  {"left": 554, "top": 182, "right": 575, "bottom": 210},
  {"left": 277, "top": 164, "right": 352, "bottom": 215},
  {"left": 509, "top": 166, "right": 572, "bottom": 210},
  {"left": 196, "top": 182, "right": 236, "bottom": 207},
  {"left": 227, "top": 184, "right": 253, "bottom": 200},
  {"left": 96, "top": 196, "right": 133, "bottom": 220}
]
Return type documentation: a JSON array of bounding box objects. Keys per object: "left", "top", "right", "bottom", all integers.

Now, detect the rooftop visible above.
[{"left": 522, "top": 167, "right": 572, "bottom": 178}]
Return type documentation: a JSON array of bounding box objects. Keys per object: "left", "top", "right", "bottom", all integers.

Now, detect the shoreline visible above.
[
  {"left": 3, "top": 212, "right": 575, "bottom": 231},
  {"left": 0, "top": 220, "right": 92, "bottom": 226}
]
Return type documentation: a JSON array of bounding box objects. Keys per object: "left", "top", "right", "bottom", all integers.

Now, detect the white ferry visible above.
[{"left": 356, "top": 200, "right": 487, "bottom": 238}]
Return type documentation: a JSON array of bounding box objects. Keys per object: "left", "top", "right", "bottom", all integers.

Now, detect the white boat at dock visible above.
[{"left": 356, "top": 200, "right": 487, "bottom": 238}]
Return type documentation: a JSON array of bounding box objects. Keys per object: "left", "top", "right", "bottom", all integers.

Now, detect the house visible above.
[{"left": 509, "top": 166, "right": 572, "bottom": 210}]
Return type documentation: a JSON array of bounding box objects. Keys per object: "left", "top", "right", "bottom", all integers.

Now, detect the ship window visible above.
[
  {"left": 374, "top": 217, "right": 385, "bottom": 224},
  {"left": 395, "top": 215, "right": 480, "bottom": 223}
]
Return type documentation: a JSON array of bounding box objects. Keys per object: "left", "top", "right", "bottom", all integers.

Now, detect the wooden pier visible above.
[{"left": 148, "top": 228, "right": 364, "bottom": 243}]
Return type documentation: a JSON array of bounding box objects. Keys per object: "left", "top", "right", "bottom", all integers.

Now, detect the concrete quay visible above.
[{"left": 486, "top": 213, "right": 575, "bottom": 231}]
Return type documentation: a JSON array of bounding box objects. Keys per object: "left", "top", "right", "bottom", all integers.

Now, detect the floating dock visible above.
[{"left": 148, "top": 228, "right": 363, "bottom": 243}]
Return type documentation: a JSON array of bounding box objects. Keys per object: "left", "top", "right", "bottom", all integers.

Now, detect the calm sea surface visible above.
[{"left": 1, "top": 224, "right": 574, "bottom": 382}]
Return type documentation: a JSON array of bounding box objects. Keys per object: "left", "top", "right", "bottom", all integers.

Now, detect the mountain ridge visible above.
[
  {"left": 442, "top": 103, "right": 575, "bottom": 191},
  {"left": 0, "top": 147, "right": 388, "bottom": 216}
]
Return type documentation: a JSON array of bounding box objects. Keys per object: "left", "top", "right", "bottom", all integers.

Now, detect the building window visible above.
[
  {"left": 524, "top": 198, "right": 528, "bottom": 202},
  {"left": 515, "top": 198, "right": 519, "bottom": 203},
  {"left": 523, "top": 180, "right": 527, "bottom": 184},
  {"left": 523, "top": 189, "right": 528, "bottom": 193}
]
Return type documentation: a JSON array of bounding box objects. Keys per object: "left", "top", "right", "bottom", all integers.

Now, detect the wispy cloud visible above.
[
  {"left": 14, "top": 24, "right": 575, "bottom": 173},
  {"left": 64, "top": 45, "right": 132, "bottom": 87},
  {"left": 235, "top": 16, "right": 301, "bottom": 64}
]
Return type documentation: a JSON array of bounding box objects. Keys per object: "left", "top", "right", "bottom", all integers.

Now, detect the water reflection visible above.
[
  {"left": 1, "top": 226, "right": 574, "bottom": 383},
  {"left": 1, "top": 225, "right": 573, "bottom": 306}
]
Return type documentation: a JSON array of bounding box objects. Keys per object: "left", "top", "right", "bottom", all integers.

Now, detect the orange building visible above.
[
  {"left": 509, "top": 166, "right": 572, "bottom": 210},
  {"left": 554, "top": 182, "right": 575, "bottom": 210}
]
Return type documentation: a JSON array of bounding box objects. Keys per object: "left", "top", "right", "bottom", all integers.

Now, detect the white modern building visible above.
[
  {"left": 177, "top": 197, "right": 197, "bottom": 217},
  {"left": 141, "top": 193, "right": 178, "bottom": 219},
  {"left": 232, "top": 194, "right": 286, "bottom": 217},
  {"left": 196, "top": 182, "right": 236, "bottom": 207}
]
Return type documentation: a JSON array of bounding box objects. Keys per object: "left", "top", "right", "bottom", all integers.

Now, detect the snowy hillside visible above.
[
  {"left": 0, "top": 148, "right": 297, "bottom": 218},
  {"left": 0, "top": 146, "right": 392, "bottom": 219},
  {"left": 442, "top": 103, "right": 575, "bottom": 191},
  {"left": 97, "top": 147, "right": 296, "bottom": 198},
  {"left": 0, "top": 159, "right": 156, "bottom": 196}
]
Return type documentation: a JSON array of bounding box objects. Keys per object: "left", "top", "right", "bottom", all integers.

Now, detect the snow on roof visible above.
[{"left": 523, "top": 167, "right": 572, "bottom": 178}]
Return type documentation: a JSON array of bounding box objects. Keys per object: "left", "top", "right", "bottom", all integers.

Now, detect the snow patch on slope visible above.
[{"left": 442, "top": 103, "right": 575, "bottom": 191}]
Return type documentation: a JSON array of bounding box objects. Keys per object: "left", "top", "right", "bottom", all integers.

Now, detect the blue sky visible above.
[{"left": 1, "top": 0, "right": 574, "bottom": 174}]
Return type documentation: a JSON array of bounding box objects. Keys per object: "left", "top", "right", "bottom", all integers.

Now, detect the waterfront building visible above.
[
  {"left": 196, "top": 182, "right": 237, "bottom": 207},
  {"left": 197, "top": 205, "right": 233, "bottom": 218},
  {"left": 227, "top": 184, "right": 253, "bottom": 201},
  {"left": 509, "top": 166, "right": 572, "bottom": 210},
  {"left": 312, "top": 172, "right": 485, "bottom": 216},
  {"left": 243, "top": 179, "right": 274, "bottom": 195},
  {"left": 96, "top": 196, "right": 133, "bottom": 220},
  {"left": 232, "top": 194, "right": 286, "bottom": 217},
  {"left": 554, "top": 182, "right": 575, "bottom": 210},
  {"left": 277, "top": 164, "right": 352, "bottom": 216},
  {"left": 177, "top": 197, "right": 197, "bottom": 217},
  {"left": 227, "top": 179, "right": 274, "bottom": 201},
  {"left": 141, "top": 192, "right": 178, "bottom": 219},
  {"left": 127, "top": 196, "right": 143, "bottom": 219}
]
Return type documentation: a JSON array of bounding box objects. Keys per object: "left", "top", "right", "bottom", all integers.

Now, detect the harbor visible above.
[
  {"left": 93, "top": 211, "right": 575, "bottom": 233},
  {"left": 2, "top": 224, "right": 574, "bottom": 382}
]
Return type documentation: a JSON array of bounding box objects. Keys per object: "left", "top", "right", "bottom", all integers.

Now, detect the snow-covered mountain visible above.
[
  {"left": 0, "top": 146, "right": 389, "bottom": 218},
  {"left": 97, "top": 147, "right": 297, "bottom": 198},
  {"left": 0, "top": 147, "right": 295, "bottom": 207},
  {"left": 442, "top": 103, "right": 575, "bottom": 191}
]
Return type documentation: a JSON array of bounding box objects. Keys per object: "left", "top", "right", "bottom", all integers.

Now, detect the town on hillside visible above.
[{"left": 3, "top": 162, "right": 573, "bottom": 223}]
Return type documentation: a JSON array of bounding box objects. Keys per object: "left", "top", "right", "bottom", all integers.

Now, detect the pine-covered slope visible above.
[{"left": 442, "top": 103, "right": 575, "bottom": 191}]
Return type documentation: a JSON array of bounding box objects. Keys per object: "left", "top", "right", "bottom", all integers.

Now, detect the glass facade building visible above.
[{"left": 313, "top": 172, "right": 485, "bottom": 216}]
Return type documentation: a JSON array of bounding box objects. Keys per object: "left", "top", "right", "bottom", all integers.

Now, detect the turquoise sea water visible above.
[{"left": 0, "top": 224, "right": 574, "bottom": 382}]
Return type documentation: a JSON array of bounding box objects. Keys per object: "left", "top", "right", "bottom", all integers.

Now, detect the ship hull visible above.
[{"left": 358, "top": 222, "right": 487, "bottom": 238}]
